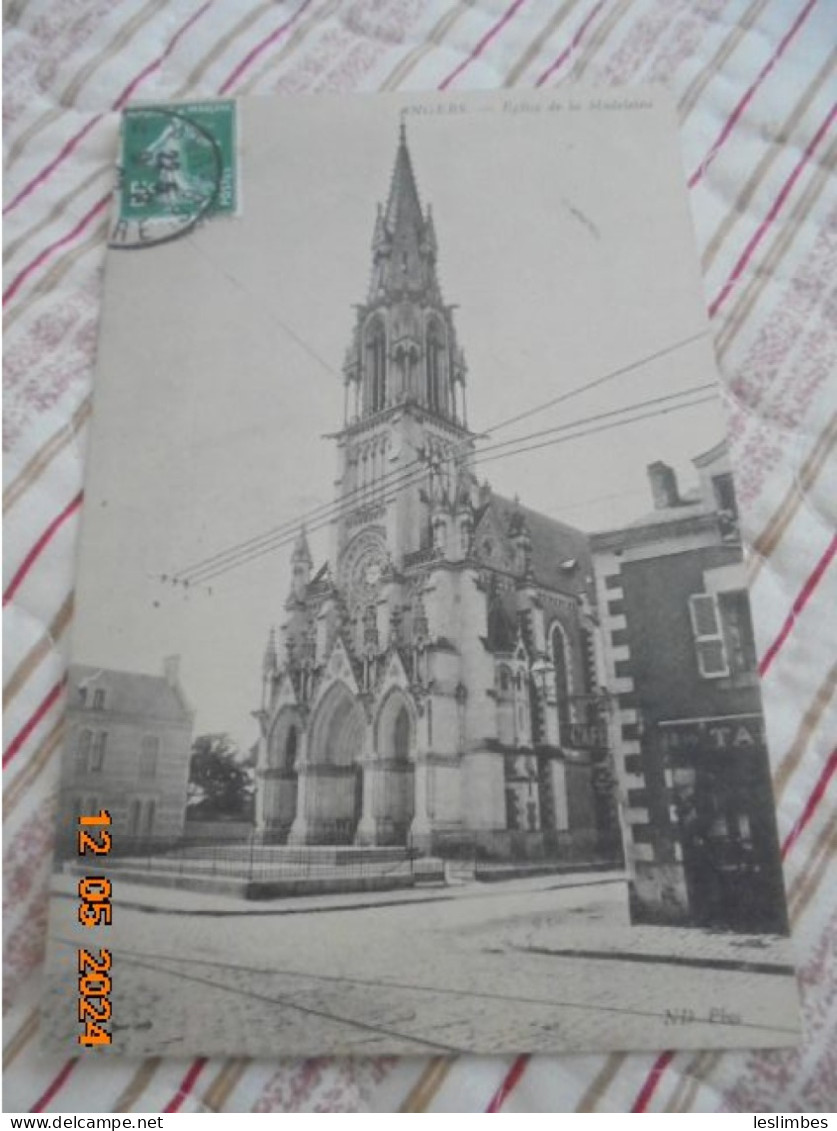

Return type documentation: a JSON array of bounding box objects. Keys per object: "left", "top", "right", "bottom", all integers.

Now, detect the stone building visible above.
[
  {"left": 57, "top": 658, "right": 194, "bottom": 855},
  {"left": 590, "top": 442, "right": 788, "bottom": 932},
  {"left": 254, "top": 125, "right": 620, "bottom": 860}
]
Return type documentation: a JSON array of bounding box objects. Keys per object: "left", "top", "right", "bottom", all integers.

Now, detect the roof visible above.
[
  {"left": 476, "top": 492, "right": 593, "bottom": 597},
  {"left": 68, "top": 663, "right": 192, "bottom": 722},
  {"left": 626, "top": 497, "right": 709, "bottom": 530},
  {"left": 692, "top": 438, "right": 728, "bottom": 470}
]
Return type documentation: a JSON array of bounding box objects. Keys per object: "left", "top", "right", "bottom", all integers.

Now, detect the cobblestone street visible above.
[{"left": 44, "top": 873, "right": 799, "bottom": 1057}]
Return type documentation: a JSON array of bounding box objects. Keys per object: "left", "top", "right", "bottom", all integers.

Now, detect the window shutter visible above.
[
  {"left": 688, "top": 594, "right": 719, "bottom": 637},
  {"left": 688, "top": 594, "right": 730, "bottom": 679}
]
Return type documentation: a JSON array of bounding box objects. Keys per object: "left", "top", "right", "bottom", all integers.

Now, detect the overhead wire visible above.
[
  {"left": 170, "top": 328, "right": 709, "bottom": 584},
  {"left": 177, "top": 386, "right": 717, "bottom": 587}
]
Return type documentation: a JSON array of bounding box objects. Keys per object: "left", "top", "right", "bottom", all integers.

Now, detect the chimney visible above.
[
  {"left": 647, "top": 461, "right": 680, "bottom": 510},
  {"left": 163, "top": 654, "right": 180, "bottom": 687}
]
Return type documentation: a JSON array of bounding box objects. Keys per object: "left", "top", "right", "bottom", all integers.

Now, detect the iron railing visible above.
[{"left": 61, "top": 833, "right": 445, "bottom": 885}]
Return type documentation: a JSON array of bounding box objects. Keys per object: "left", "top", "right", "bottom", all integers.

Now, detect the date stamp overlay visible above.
[
  {"left": 76, "top": 810, "right": 113, "bottom": 1047},
  {"left": 110, "top": 99, "right": 237, "bottom": 250}
]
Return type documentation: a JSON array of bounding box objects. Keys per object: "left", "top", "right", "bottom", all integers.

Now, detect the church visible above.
[{"left": 254, "top": 124, "right": 620, "bottom": 861}]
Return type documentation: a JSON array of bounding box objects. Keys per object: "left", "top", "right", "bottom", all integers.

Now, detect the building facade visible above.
[
  {"left": 590, "top": 444, "right": 789, "bottom": 933},
  {"left": 57, "top": 658, "right": 194, "bottom": 856},
  {"left": 255, "top": 126, "right": 621, "bottom": 861}
]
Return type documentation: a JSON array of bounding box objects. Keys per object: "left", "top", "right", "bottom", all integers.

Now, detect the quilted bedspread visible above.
[{"left": 3, "top": 0, "right": 836, "bottom": 1114}]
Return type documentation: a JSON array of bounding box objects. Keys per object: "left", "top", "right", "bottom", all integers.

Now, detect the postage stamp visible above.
[{"left": 112, "top": 100, "right": 237, "bottom": 248}]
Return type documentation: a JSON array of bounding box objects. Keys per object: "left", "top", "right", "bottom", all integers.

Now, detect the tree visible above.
[{"left": 187, "top": 734, "right": 255, "bottom": 820}]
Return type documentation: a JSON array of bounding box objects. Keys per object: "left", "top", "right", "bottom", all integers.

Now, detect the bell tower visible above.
[{"left": 332, "top": 120, "right": 476, "bottom": 578}]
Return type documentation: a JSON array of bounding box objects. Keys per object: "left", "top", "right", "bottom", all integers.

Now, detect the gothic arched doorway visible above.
[
  {"left": 262, "top": 711, "right": 301, "bottom": 842},
  {"left": 306, "top": 683, "right": 365, "bottom": 843},
  {"left": 374, "top": 690, "right": 415, "bottom": 846}
]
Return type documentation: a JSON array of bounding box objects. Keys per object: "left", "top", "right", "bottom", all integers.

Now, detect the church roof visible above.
[{"left": 476, "top": 492, "right": 593, "bottom": 597}]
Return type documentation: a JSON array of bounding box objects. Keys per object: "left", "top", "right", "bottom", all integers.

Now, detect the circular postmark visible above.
[{"left": 109, "top": 103, "right": 234, "bottom": 251}]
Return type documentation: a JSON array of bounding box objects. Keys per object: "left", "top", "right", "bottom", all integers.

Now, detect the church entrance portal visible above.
[
  {"left": 304, "top": 683, "right": 365, "bottom": 844},
  {"left": 373, "top": 691, "right": 415, "bottom": 846}
]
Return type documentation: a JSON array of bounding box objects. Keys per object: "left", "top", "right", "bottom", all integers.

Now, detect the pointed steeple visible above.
[
  {"left": 262, "top": 627, "right": 278, "bottom": 676},
  {"left": 384, "top": 118, "right": 424, "bottom": 234},
  {"left": 261, "top": 626, "right": 278, "bottom": 710},
  {"left": 289, "top": 526, "right": 312, "bottom": 604},
  {"left": 369, "top": 121, "right": 442, "bottom": 303},
  {"left": 291, "top": 525, "right": 312, "bottom": 565}
]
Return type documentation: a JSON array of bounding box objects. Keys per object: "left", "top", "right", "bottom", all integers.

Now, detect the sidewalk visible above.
[
  {"left": 53, "top": 866, "right": 795, "bottom": 975},
  {"left": 51, "top": 867, "right": 626, "bottom": 918},
  {"left": 503, "top": 917, "right": 795, "bottom": 973}
]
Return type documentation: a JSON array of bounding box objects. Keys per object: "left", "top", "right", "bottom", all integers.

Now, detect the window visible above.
[
  {"left": 90, "top": 732, "right": 107, "bottom": 772},
  {"left": 92, "top": 689, "right": 106, "bottom": 710},
  {"left": 365, "top": 319, "right": 386, "bottom": 414},
  {"left": 550, "top": 622, "right": 572, "bottom": 736},
  {"left": 689, "top": 589, "right": 758, "bottom": 679},
  {"left": 712, "top": 473, "right": 737, "bottom": 516},
  {"left": 426, "top": 319, "right": 447, "bottom": 414},
  {"left": 720, "top": 590, "right": 757, "bottom": 674},
  {"left": 78, "top": 687, "right": 88, "bottom": 707},
  {"left": 712, "top": 473, "right": 739, "bottom": 541},
  {"left": 139, "top": 736, "right": 159, "bottom": 779},
  {"left": 75, "top": 729, "right": 92, "bottom": 774},
  {"left": 688, "top": 594, "right": 730, "bottom": 678}
]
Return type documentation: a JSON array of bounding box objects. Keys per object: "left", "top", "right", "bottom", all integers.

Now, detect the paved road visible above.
[{"left": 43, "top": 874, "right": 799, "bottom": 1057}]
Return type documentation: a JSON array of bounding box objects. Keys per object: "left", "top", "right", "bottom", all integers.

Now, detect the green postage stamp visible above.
[{"left": 113, "top": 99, "right": 237, "bottom": 247}]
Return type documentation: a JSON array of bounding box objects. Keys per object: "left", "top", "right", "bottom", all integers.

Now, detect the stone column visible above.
[
  {"left": 286, "top": 767, "right": 311, "bottom": 844},
  {"left": 542, "top": 668, "right": 560, "bottom": 748},
  {"left": 355, "top": 721, "right": 377, "bottom": 845},
  {"left": 410, "top": 757, "right": 432, "bottom": 852},
  {"left": 254, "top": 749, "right": 267, "bottom": 836},
  {"left": 355, "top": 759, "right": 378, "bottom": 845},
  {"left": 550, "top": 759, "right": 570, "bottom": 831},
  {"left": 287, "top": 732, "right": 311, "bottom": 844}
]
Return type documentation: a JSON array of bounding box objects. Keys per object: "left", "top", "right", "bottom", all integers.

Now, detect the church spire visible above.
[
  {"left": 262, "top": 626, "right": 278, "bottom": 676},
  {"left": 341, "top": 120, "right": 470, "bottom": 436},
  {"left": 288, "top": 526, "right": 312, "bottom": 604},
  {"left": 292, "top": 525, "right": 312, "bottom": 565},
  {"left": 333, "top": 120, "right": 476, "bottom": 565},
  {"left": 369, "top": 121, "right": 442, "bottom": 304}
]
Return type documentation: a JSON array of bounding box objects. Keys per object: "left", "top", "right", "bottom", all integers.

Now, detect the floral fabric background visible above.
[{"left": 3, "top": 0, "right": 836, "bottom": 1113}]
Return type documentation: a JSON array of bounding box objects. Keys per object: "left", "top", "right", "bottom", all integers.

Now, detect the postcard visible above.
[{"left": 41, "top": 88, "right": 798, "bottom": 1056}]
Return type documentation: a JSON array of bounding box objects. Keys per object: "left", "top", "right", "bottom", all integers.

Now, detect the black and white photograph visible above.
[{"left": 42, "top": 88, "right": 799, "bottom": 1057}]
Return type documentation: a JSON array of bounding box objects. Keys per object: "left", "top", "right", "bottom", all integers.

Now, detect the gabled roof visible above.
[
  {"left": 68, "top": 664, "right": 192, "bottom": 722},
  {"left": 475, "top": 491, "right": 592, "bottom": 597}
]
